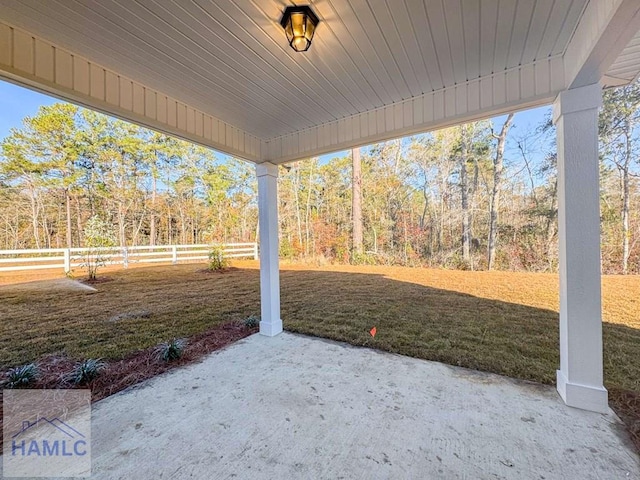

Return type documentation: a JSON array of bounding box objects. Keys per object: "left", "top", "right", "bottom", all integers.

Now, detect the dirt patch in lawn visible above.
[
  {"left": 82, "top": 276, "right": 115, "bottom": 285},
  {"left": 0, "top": 321, "right": 256, "bottom": 450},
  {"left": 196, "top": 266, "right": 241, "bottom": 275}
]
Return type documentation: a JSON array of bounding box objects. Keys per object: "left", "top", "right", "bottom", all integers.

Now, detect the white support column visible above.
[
  {"left": 256, "top": 162, "right": 282, "bottom": 337},
  {"left": 553, "top": 83, "right": 608, "bottom": 413}
]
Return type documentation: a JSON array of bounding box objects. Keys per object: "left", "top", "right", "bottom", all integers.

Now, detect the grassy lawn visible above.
[{"left": 1, "top": 262, "right": 639, "bottom": 445}]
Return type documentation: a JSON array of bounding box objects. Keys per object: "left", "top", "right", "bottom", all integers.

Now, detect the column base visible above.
[
  {"left": 259, "top": 319, "right": 283, "bottom": 337},
  {"left": 557, "top": 370, "right": 608, "bottom": 414}
]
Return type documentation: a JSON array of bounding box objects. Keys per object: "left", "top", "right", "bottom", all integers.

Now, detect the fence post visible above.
[
  {"left": 122, "top": 247, "right": 129, "bottom": 268},
  {"left": 64, "top": 249, "right": 71, "bottom": 274},
  {"left": 253, "top": 242, "right": 259, "bottom": 260},
  {"left": 172, "top": 245, "right": 178, "bottom": 265}
]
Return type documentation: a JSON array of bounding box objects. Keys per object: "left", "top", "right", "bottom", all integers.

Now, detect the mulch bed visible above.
[
  {"left": 0, "top": 321, "right": 256, "bottom": 449},
  {"left": 196, "top": 267, "right": 240, "bottom": 275},
  {"left": 81, "top": 276, "right": 115, "bottom": 285}
]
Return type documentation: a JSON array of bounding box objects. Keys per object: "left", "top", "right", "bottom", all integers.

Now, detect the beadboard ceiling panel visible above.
[
  {"left": 605, "top": 30, "right": 640, "bottom": 85},
  {"left": 0, "top": 0, "right": 590, "bottom": 141}
]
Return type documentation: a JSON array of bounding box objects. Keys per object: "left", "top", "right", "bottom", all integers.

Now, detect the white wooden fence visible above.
[{"left": 0, "top": 243, "right": 258, "bottom": 273}]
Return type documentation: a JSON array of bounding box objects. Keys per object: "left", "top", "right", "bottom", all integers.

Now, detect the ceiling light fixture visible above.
[{"left": 280, "top": 5, "right": 319, "bottom": 53}]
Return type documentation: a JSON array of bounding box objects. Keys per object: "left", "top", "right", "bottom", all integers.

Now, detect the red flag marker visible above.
[{"left": 370, "top": 326, "right": 377, "bottom": 337}]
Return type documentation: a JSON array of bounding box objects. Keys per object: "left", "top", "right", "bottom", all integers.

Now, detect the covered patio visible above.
[
  {"left": 72, "top": 333, "right": 639, "bottom": 478},
  {"left": 1, "top": 0, "right": 640, "bottom": 474}
]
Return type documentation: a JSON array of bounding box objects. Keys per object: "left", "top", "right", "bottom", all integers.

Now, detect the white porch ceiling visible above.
[
  {"left": 0, "top": 0, "right": 589, "bottom": 140},
  {"left": 605, "top": 29, "right": 640, "bottom": 87},
  {"left": 0, "top": 0, "right": 639, "bottom": 163}
]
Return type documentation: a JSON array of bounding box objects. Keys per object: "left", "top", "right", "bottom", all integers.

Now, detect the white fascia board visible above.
[
  {"left": 264, "top": 58, "right": 565, "bottom": 164},
  {"left": 601, "top": 74, "right": 635, "bottom": 89},
  {"left": 0, "top": 21, "right": 262, "bottom": 163}
]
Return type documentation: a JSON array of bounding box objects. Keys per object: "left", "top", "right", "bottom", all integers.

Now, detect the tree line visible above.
[
  {"left": 276, "top": 83, "right": 639, "bottom": 274},
  {"left": 0, "top": 104, "right": 257, "bottom": 250},
  {"left": 1, "top": 82, "right": 639, "bottom": 273}
]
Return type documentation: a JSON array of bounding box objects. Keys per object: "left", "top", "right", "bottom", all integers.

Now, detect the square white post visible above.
[
  {"left": 256, "top": 162, "right": 282, "bottom": 336},
  {"left": 63, "top": 248, "right": 71, "bottom": 274},
  {"left": 553, "top": 83, "right": 608, "bottom": 413}
]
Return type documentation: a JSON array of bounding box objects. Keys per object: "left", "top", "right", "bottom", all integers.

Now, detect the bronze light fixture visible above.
[{"left": 280, "top": 5, "right": 319, "bottom": 52}]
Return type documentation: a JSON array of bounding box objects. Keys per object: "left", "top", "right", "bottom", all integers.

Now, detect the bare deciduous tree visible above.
[{"left": 488, "top": 114, "right": 514, "bottom": 270}]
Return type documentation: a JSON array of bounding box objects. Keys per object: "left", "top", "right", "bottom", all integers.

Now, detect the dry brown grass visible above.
[
  {"left": 0, "top": 263, "right": 261, "bottom": 365},
  {"left": 278, "top": 265, "right": 639, "bottom": 389},
  {"left": 1, "top": 262, "right": 639, "bottom": 448}
]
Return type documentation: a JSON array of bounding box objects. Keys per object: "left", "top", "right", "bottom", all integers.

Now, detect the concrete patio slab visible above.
[{"left": 59, "top": 333, "right": 640, "bottom": 478}]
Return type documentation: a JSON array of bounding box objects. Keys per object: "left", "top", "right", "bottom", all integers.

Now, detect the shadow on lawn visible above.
[
  {"left": 0, "top": 265, "right": 638, "bottom": 450},
  {"left": 280, "top": 269, "right": 635, "bottom": 386},
  {"left": 283, "top": 269, "right": 563, "bottom": 382},
  {"left": 280, "top": 269, "right": 639, "bottom": 451},
  {"left": 281, "top": 271, "right": 640, "bottom": 450},
  {"left": 1, "top": 265, "right": 636, "bottom": 393}
]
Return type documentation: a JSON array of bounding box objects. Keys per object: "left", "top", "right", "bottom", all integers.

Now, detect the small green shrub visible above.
[
  {"left": 351, "top": 252, "right": 377, "bottom": 265},
  {"left": 244, "top": 315, "right": 260, "bottom": 329},
  {"left": 208, "top": 246, "right": 229, "bottom": 271},
  {"left": 156, "top": 338, "right": 187, "bottom": 362},
  {"left": 446, "top": 252, "right": 471, "bottom": 271},
  {"left": 279, "top": 237, "right": 296, "bottom": 259},
  {"left": 4, "top": 363, "right": 39, "bottom": 388},
  {"left": 82, "top": 215, "right": 117, "bottom": 280},
  {"left": 69, "top": 359, "right": 106, "bottom": 385}
]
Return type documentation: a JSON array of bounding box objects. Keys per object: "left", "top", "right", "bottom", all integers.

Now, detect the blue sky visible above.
[
  {"left": 0, "top": 80, "right": 57, "bottom": 139},
  {"left": 0, "top": 78, "right": 552, "bottom": 164}
]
